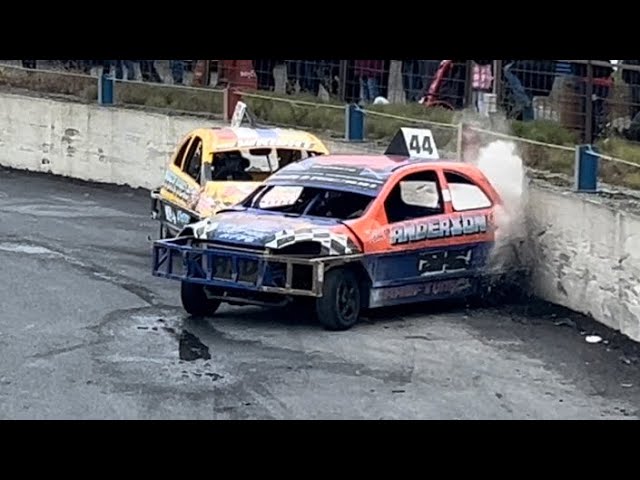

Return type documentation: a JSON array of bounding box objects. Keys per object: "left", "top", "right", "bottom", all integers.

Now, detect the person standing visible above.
[
  {"left": 140, "top": 60, "right": 162, "bottom": 83},
  {"left": 171, "top": 60, "right": 184, "bottom": 85},
  {"left": 621, "top": 60, "right": 640, "bottom": 121},
  {"left": 354, "top": 60, "right": 384, "bottom": 103}
]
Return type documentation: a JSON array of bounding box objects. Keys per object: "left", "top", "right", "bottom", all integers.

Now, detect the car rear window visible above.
[{"left": 445, "top": 172, "right": 492, "bottom": 211}]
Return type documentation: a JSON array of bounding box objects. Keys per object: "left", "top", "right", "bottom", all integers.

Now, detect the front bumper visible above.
[{"left": 152, "top": 237, "right": 361, "bottom": 298}]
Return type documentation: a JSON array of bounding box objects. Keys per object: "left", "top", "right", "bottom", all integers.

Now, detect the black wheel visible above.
[
  {"left": 180, "top": 281, "right": 221, "bottom": 317},
  {"left": 316, "top": 268, "right": 361, "bottom": 331}
]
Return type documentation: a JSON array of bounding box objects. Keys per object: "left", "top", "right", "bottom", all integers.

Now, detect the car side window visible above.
[
  {"left": 182, "top": 137, "right": 203, "bottom": 183},
  {"left": 173, "top": 136, "right": 193, "bottom": 168},
  {"left": 445, "top": 171, "right": 492, "bottom": 211},
  {"left": 384, "top": 170, "right": 444, "bottom": 224}
]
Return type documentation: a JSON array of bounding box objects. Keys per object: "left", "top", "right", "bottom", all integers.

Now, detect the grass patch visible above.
[
  {"left": 115, "top": 81, "right": 223, "bottom": 114},
  {"left": 596, "top": 137, "right": 640, "bottom": 189},
  {"left": 509, "top": 119, "right": 577, "bottom": 176},
  {"left": 0, "top": 67, "right": 97, "bottom": 101}
]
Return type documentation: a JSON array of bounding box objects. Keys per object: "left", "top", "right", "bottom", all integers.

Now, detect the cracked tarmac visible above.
[{"left": 1, "top": 167, "right": 640, "bottom": 419}]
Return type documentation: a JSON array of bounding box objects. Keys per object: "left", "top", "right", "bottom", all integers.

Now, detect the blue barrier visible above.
[
  {"left": 574, "top": 144, "right": 599, "bottom": 193},
  {"left": 98, "top": 73, "right": 114, "bottom": 105},
  {"left": 345, "top": 103, "right": 365, "bottom": 142}
]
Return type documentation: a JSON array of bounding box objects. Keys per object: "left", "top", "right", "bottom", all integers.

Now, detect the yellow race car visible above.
[{"left": 151, "top": 126, "right": 329, "bottom": 238}]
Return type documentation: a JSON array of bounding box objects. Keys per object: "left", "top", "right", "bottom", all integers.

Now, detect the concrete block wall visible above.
[
  {"left": 0, "top": 92, "right": 213, "bottom": 190},
  {"left": 528, "top": 186, "right": 640, "bottom": 341}
]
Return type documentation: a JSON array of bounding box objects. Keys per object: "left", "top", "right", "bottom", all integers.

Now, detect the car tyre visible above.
[
  {"left": 316, "top": 268, "right": 361, "bottom": 331},
  {"left": 181, "top": 281, "right": 221, "bottom": 317}
]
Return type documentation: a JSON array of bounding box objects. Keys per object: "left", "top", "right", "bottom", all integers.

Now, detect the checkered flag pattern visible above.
[{"left": 264, "top": 228, "right": 360, "bottom": 255}]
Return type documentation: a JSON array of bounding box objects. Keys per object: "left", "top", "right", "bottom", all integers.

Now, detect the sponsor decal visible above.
[
  {"left": 390, "top": 214, "right": 488, "bottom": 245},
  {"left": 271, "top": 172, "right": 381, "bottom": 190},
  {"left": 376, "top": 278, "right": 473, "bottom": 302},
  {"left": 418, "top": 247, "right": 474, "bottom": 277},
  {"left": 163, "top": 170, "right": 199, "bottom": 204},
  {"left": 234, "top": 136, "right": 315, "bottom": 150},
  {"left": 163, "top": 204, "right": 191, "bottom": 227}
]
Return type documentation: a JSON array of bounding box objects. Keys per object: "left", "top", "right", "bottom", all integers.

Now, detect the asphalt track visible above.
[{"left": 1, "top": 166, "right": 640, "bottom": 419}]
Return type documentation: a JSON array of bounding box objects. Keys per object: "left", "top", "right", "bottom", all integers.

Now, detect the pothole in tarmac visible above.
[{"left": 92, "top": 307, "right": 228, "bottom": 389}]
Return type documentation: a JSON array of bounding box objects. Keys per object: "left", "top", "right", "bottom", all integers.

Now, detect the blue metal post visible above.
[
  {"left": 98, "top": 72, "right": 115, "bottom": 105},
  {"left": 345, "top": 103, "right": 365, "bottom": 142},
  {"left": 574, "top": 144, "right": 599, "bottom": 193}
]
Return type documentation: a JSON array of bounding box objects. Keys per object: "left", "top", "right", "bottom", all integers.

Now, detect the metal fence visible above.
[
  {"left": 3, "top": 59, "right": 640, "bottom": 144},
  {"left": 4, "top": 59, "right": 640, "bottom": 192}
]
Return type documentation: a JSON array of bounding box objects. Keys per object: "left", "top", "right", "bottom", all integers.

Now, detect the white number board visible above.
[
  {"left": 401, "top": 128, "right": 439, "bottom": 159},
  {"left": 230, "top": 101, "right": 247, "bottom": 128}
]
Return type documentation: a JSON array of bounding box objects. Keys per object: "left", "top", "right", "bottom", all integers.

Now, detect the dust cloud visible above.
[{"left": 460, "top": 119, "right": 530, "bottom": 273}]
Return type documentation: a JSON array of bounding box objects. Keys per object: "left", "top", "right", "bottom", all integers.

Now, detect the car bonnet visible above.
[{"left": 190, "top": 210, "right": 361, "bottom": 255}]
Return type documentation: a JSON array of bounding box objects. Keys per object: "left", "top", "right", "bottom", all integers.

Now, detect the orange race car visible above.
[{"left": 152, "top": 128, "right": 517, "bottom": 330}]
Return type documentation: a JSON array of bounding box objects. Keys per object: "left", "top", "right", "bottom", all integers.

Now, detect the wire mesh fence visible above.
[
  {"left": 3, "top": 60, "right": 638, "bottom": 135},
  {"left": 2, "top": 59, "right": 640, "bottom": 189}
]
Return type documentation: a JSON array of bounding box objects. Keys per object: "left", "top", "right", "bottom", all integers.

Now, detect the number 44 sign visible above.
[{"left": 384, "top": 128, "right": 440, "bottom": 160}]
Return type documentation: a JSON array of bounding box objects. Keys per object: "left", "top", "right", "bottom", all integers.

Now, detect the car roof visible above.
[
  {"left": 265, "top": 154, "right": 475, "bottom": 196},
  {"left": 199, "top": 127, "right": 329, "bottom": 154},
  {"left": 289, "top": 153, "right": 463, "bottom": 168}
]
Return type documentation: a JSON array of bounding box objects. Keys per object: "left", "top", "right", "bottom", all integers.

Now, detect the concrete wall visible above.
[
  {"left": 0, "top": 92, "right": 217, "bottom": 190},
  {"left": 2, "top": 90, "right": 640, "bottom": 342},
  {"left": 528, "top": 186, "right": 640, "bottom": 341},
  {"left": 0, "top": 91, "right": 369, "bottom": 190}
]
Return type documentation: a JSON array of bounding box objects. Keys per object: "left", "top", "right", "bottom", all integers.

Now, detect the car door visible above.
[
  {"left": 163, "top": 134, "right": 195, "bottom": 208},
  {"left": 161, "top": 134, "right": 204, "bottom": 229},
  {"left": 364, "top": 168, "right": 493, "bottom": 307}
]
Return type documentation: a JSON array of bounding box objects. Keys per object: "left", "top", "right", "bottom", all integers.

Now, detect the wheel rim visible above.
[{"left": 336, "top": 279, "right": 358, "bottom": 321}]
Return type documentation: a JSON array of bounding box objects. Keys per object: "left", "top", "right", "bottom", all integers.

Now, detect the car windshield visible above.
[
  {"left": 242, "top": 185, "right": 375, "bottom": 220},
  {"left": 212, "top": 148, "right": 320, "bottom": 178}
]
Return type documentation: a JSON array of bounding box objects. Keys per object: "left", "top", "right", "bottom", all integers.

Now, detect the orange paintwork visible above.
[{"left": 318, "top": 157, "right": 503, "bottom": 255}]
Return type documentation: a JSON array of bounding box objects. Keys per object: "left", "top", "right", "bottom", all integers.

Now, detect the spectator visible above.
[
  {"left": 571, "top": 60, "right": 613, "bottom": 142},
  {"left": 621, "top": 60, "right": 640, "bottom": 121},
  {"left": 254, "top": 59, "right": 275, "bottom": 90},
  {"left": 355, "top": 60, "right": 384, "bottom": 104},
  {"left": 140, "top": 60, "right": 162, "bottom": 83},
  {"left": 324, "top": 60, "right": 341, "bottom": 96},
  {"left": 502, "top": 60, "right": 556, "bottom": 120},
  {"left": 108, "top": 60, "right": 136, "bottom": 81},
  {"left": 286, "top": 60, "right": 316, "bottom": 94},
  {"left": 471, "top": 60, "right": 494, "bottom": 112},
  {"left": 80, "top": 60, "right": 93, "bottom": 75},
  {"left": 344, "top": 60, "right": 359, "bottom": 104},
  {"left": 381, "top": 60, "right": 391, "bottom": 99},
  {"left": 171, "top": 60, "right": 184, "bottom": 85},
  {"left": 220, "top": 60, "right": 257, "bottom": 90},
  {"left": 402, "top": 60, "right": 428, "bottom": 102},
  {"left": 317, "top": 60, "right": 339, "bottom": 97}
]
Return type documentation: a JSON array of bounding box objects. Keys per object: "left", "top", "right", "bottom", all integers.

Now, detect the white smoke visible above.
[{"left": 462, "top": 130, "right": 529, "bottom": 273}]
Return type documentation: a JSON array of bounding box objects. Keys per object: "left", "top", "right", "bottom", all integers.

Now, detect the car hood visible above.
[
  {"left": 195, "top": 181, "right": 262, "bottom": 217},
  {"left": 189, "top": 210, "right": 360, "bottom": 255}
]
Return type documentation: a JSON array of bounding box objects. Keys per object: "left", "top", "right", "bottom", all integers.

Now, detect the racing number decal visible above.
[
  {"left": 384, "top": 127, "right": 440, "bottom": 159},
  {"left": 400, "top": 128, "right": 439, "bottom": 159},
  {"left": 418, "top": 247, "right": 473, "bottom": 276},
  {"left": 409, "top": 134, "right": 433, "bottom": 156}
]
